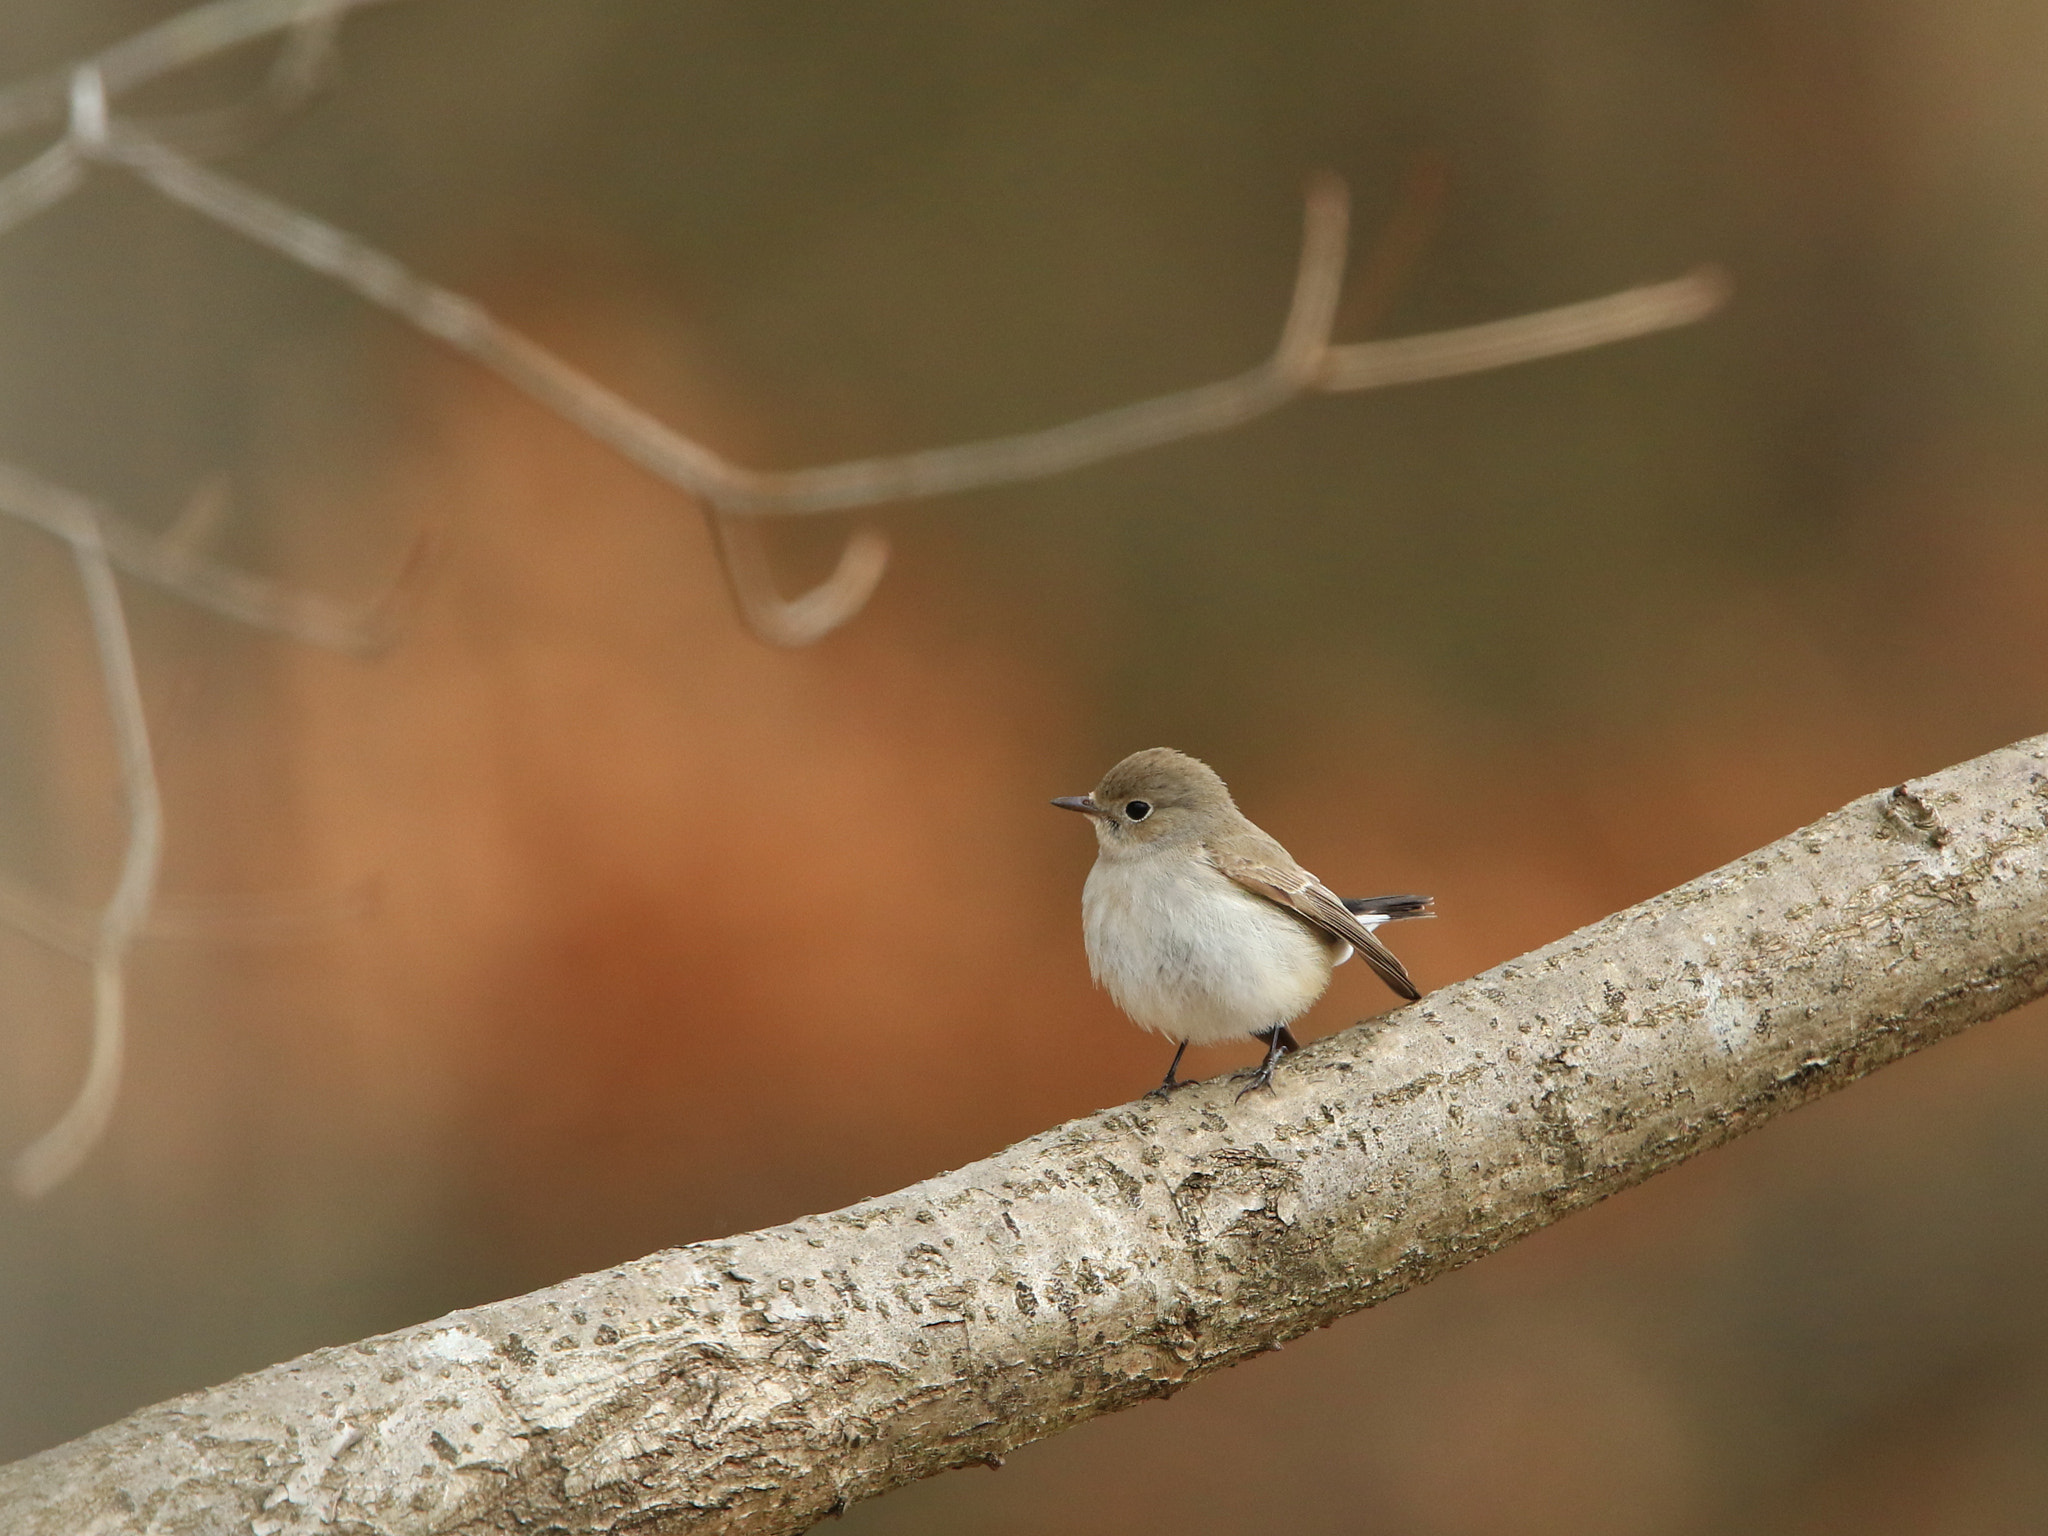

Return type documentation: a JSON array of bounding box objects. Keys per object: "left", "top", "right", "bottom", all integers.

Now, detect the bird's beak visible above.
[{"left": 1050, "top": 795, "right": 1102, "bottom": 816}]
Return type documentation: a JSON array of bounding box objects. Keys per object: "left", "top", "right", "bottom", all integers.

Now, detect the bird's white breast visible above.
[{"left": 1080, "top": 851, "right": 1338, "bottom": 1046}]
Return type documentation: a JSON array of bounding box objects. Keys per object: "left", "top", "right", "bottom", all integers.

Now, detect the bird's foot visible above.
[
  {"left": 1144, "top": 1040, "right": 1195, "bottom": 1100},
  {"left": 1144, "top": 1075, "right": 1200, "bottom": 1100},
  {"left": 1232, "top": 1062, "right": 1280, "bottom": 1101},
  {"left": 1232, "top": 1026, "right": 1295, "bottom": 1100}
]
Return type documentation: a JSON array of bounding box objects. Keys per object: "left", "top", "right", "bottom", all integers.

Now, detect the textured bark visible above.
[{"left": 6, "top": 736, "right": 2048, "bottom": 1535}]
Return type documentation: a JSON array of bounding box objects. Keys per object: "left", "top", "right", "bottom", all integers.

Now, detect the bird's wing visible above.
[{"left": 1207, "top": 846, "right": 1422, "bottom": 1001}]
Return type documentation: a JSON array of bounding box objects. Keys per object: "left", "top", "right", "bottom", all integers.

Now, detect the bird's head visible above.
[{"left": 1052, "top": 747, "right": 1236, "bottom": 851}]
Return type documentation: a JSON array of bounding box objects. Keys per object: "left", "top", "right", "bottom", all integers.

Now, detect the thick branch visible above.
[{"left": 7, "top": 735, "right": 2047, "bottom": 1533}]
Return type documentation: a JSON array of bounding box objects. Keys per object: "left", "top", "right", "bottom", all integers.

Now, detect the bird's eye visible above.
[{"left": 1125, "top": 800, "right": 1152, "bottom": 821}]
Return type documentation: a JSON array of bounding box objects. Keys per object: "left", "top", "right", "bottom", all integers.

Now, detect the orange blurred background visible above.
[{"left": 4, "top": 2, "right": 2048, "bottom": 1531}]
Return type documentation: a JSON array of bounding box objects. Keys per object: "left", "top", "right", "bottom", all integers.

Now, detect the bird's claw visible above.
[{"left": 1232, "top": 1065, "right": 1278, "bottom": 1101}]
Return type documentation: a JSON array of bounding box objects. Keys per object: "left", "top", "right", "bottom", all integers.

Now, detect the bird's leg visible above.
[
  {"left": 1145, "top": 1039, "right": 1194, "bottom": 1099},
  {"left": 1233, "top": 1026, "right": 1299, "bottom": 1100}
]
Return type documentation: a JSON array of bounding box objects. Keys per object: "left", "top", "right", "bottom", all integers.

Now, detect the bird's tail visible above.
[{"left": 1339, "top": 894, "right": 1435, "bottom": 928}]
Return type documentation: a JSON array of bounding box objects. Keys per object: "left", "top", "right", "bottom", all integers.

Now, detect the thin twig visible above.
[
  {"left": 9, "top": 509, "right": 164, "bottom": 1200},
  {"left": 0, "top": 138, "right": 82, "bottom": 237},
  {"left": 1329, "top": 153, "right": 1449, "bottom": 341},
  {"left": 708, "top": 514, "right": 892, "bottom": 648},
  {"left": 0, "top": 0, "right": 397, "bottom": 138},
  {"left": 705, "top": 175, "right": 1358, "bottom": 513},
  {"left": 0, "top": 450, "right": 407, "bottom": 1199},
  {"left": 81, "top": 114, "right": 901, "bottom": 639},
  {"left": 0, "top": 459, "right": 407, "bottom": 654},
  {"left": 132, "top": 10, "right": 344, "bottom": 161},
  {"left": 92, "top": 115, "right": 1727, "bottom": 528},
  {"left": 5, "top": 0, "right": 1731, "bottom": 575},
  {"left": 1321, "top": 266, "right": 1731, "bottom": 391}
]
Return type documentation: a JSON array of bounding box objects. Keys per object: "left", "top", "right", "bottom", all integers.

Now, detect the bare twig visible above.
[
  {"left": 133, "top": 10, "right": 344, "bottom": 161},
  {"left": 85, "top": 109, "right": 1727, "bottom": 537},
  {"left": 1321, "top": 265, "right": 1731, "bottom": 391},
  {"left": 707, "top": 514, "right": 892, "bottom": 649},
  {"left": 0, "top": 123, "right": 164, "bottom": 1193},
  {"left": 2, "top": 0, "right": 1732, "bottom": 619},
  {"left": 4, "top": 735, "right": 2044, "bottom": 1532},
  {"left": 7, "top": 504, "right": 164, "bottom": 1200},
  {"left": 0, "top": 459, "right": 407, "bottom": 654},
  {"left": 1329, "top": 152, "right": 1448, "bottom": 340},
  {"left": 0, "top": 139, "right": 83, "bottom": 236},
  {"left": 0, "top": 446, "right": 408, "bottom": 1197},
  {"left": 81, "top": 112, "right": 892, "bottom": 624},
  {"left": 0, "top": 0, "right": 397, "bottom": 138}
]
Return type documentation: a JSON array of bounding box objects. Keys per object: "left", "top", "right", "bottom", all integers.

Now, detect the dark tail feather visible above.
[{"left": 1341, "top": 894, "right": 1434, "bottom": 921}]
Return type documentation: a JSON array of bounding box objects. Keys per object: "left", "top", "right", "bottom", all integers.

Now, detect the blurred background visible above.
[{"left": 3, "top": 1, "right": 2048, "bottom": 1530}]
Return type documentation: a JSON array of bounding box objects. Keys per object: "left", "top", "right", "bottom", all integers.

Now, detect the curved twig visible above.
[
  {"left": 132, "top": 10, "right": 344, "bottom": 161},
  {"left": 708, "top": 514, "right": 891, "bottom": 649},
  {"left": 8, "top": 505, "right": 164, "bottom": 1200}
]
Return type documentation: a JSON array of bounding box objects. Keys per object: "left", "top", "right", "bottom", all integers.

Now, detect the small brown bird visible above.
[{"left": 1054, "top": 748, "right": 1431, "bottom": 1098}]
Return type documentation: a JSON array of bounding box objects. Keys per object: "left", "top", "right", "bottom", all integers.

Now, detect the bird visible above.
[{"left": 1053, "top": 747, "right": 1431, "bottom": 1099}]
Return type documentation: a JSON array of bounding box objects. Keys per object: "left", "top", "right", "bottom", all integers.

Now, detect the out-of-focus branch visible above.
[
  {"left": 1321, "top": 265, "right": 1730, "bottom": 390},
  {"left": 6, "top": 736, "right": 2045, "bottom": 1533},
  {"left": 131, "top": 9, "right": 343, "bottom": 161},
  {"left": 3, "top": 2, "right": 1730, "bottom": 645},
  {"left": 707, "top": 514, "right": 892, "bottom": 649},
  {"left": 87, "top": 111, "right": 1725, "bottom": 625},
  {"left": 0, "top": 460, "right": 412, "bottom": 654},
  {"left": 98, "top": 121, "right": 1727, "bottom": 527},
  {"left": 0, "top": 453, "right": 408, "bottom": 1199},
  {"left": 0, "top": 139, "right": 84, "bottom": 237},
  {"left": 5, "top": 495, "right": 164, "bottom": 1200},
  {"left": 0, "top": 0, "right": 397, "bottom": 138}
]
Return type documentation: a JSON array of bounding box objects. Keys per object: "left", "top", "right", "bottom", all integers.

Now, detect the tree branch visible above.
[{"left": 7, "top": 734, "right": 2046, "bottom": 1533}]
